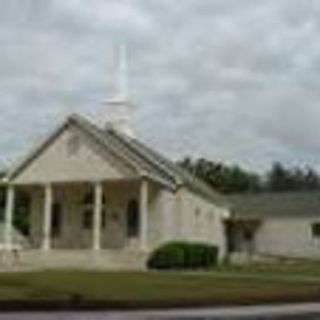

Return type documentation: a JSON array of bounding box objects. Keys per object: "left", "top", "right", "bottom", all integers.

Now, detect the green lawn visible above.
[
  {"left": 0, "top": 265, "right": 319, "bottom": 308},
  {"left": 216, "top": 260, "right": 320, "bottom": 279}
]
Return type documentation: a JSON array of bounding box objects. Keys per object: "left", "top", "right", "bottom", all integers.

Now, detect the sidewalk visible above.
[
  {"left": 140, "top": 302, "right": 320, "bottom": 319},
  {"left": 1, "top": 303, "right": 320, "bottom": 320}
]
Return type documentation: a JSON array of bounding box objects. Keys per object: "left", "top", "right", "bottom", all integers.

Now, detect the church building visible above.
[
  {"left": 0, "top": 114, "right": 229, "bottom": 270},
  {"left": 0, "top": 48, "right": 229, "bottom": 270}
]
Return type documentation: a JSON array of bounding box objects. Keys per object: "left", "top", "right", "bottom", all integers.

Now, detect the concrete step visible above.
[{"left": 0, "top": 249, "right": 150, "bottom": 271}]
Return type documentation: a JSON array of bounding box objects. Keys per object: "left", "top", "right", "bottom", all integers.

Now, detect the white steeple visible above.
[{"left": 105, "top": 44, "right": 133, "bottom": 136}]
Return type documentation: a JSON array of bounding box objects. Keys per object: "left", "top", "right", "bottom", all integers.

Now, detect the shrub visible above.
[{"left": 147, "top": 242, "right": 219, "bottom": 270}]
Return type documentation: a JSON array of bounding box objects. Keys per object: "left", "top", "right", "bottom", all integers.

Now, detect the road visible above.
[{"left": 0, "top": 303, "right": 320, "bottom": 319}]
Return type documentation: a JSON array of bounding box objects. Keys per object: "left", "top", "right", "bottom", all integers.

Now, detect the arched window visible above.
[
  {"left": 127, "top": 199, "right": 139, "bottom": 238},
  {"left": 82, "top": 191, "right": 94, "bottom": 229},
  {"left": 51, "top": 203, "right": 62, "bottom": 236}
]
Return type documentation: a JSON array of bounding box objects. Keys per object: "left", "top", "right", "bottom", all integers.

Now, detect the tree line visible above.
[{"left": 178, "top": 158, "right": 320, "bottom": 194}]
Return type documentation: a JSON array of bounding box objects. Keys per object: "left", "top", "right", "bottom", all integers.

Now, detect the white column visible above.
[
  {"left": 140, "top": 179, "right": 149, "bottom": 251},
  {"left": 93, "top": 182, "right": 103, "bottom": 251},
  {"left": 42, "top": 184, "right": 53, "bottom": 251},
  {"left": 4, "top": 185, "right": 15, "bottom": 250}
]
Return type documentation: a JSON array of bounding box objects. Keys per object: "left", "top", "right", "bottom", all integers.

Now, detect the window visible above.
[
  {"left": 101, "top": 209, "right": 106, "bottom": 228},
  {"left": 51, "top": 203, "right": 62, "bottom": 237},
  {"left": 312, "top": 223, "right": 320, "bottom": 238},
  {"left": 0, "top": 190, "right": 5, "bottom": 222},
  {"left": 194, "top": 208, "right": 201, "bottom": 235},
  {"left": 244, "top": 229, "right": 254, "bottom": 242},
  {"left": 83, "top": 208, "right": 93, "bottom": 229},
  {"left": 82, "top": 190, "right": 106, "bottom": 229},
  {"left": 82, "top": 191, "right": 94, "bottom": 229},
  {"left": 127, "top": 199, "right": 139, "bottom": 238}
]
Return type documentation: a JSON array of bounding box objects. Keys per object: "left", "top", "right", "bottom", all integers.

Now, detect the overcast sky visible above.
[{"left": 1, "top": 0, "right": 320, "bottom": 172}]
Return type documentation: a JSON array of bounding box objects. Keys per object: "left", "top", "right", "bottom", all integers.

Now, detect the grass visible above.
[
  {"left": 0, "top": 264, "right": 319, "bottom": 308},
  {"left": 216, "top": 260, "right": 320, "bottom": 279}
]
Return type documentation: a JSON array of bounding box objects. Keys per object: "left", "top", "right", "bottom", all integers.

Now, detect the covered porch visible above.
[
  {"left": 3, "top": 178, "right": 151, "bottom": 254},
  {"left": 225, "top": 218, "right": 262, "bottom": 258}
]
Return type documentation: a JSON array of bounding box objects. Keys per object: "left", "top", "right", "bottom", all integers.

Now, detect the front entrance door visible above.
[
  {"left": 104, "top": 208, "right": 125, "bottom": 249},
  {"left": 51, "top": 203, "right": 63, "bottom": 238}
]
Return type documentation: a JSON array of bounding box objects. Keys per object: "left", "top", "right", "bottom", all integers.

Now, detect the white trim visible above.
[
  {"left": 4, "top": 185, "right": 15, "bottom": 250},
  {"left": 42, "top": 184, "right": 53, "bottom": 251},
  {"left": 7, "top": 120, "right": 68, "bottom": 182},
  {"left": 93, "top": 182, "right": 103, "bottom": 251},
  {"left": 139, "top": 179, "right": 148, "bottom": 251}
]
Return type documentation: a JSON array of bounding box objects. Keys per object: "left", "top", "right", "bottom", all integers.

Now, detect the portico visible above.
[{"left": 3, "top": 178, "right": 150, "bottom": 253}]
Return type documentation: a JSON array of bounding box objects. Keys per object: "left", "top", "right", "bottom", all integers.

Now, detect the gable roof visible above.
[
  {"left": 6, "top": 114, "right": 227, "bottom": 206},
  {"left": 228, "top": 191, "right": 320, "bottom": 219}
]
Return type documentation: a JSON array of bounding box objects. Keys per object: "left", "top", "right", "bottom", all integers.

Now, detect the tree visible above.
[
  {"left": 266, "top": 163, "right": 320, "bottom": 192},
  {"left": 178, "top": 157, "right": 320, "bottom": 194},
  {"left": 266, "top": 162, "right": 292, "bottom": 192},
  {"left": 0, "top": 187, "right": 30, "bottom": 236},
  {"left": 304, "top": 167, "right": 320, "bottom": 190},
  {"left": 178, "top": 158, "right": 262, "bottom": 194}
]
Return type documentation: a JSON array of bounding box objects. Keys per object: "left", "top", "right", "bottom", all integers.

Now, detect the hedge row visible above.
[{"left": 147, "top": 242, "right": 219, "bottom": 270}]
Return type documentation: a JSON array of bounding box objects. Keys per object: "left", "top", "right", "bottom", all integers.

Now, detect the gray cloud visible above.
[{"left": 0, "top": 0, "right": 320, "bottom": 171}]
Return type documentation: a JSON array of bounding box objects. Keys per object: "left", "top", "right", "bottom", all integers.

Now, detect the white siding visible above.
[
  {"left": 255, "top": 217, "right": 320, "bottom": 259},
  {"left": 148, "top": 187, "right": 228, "bottom": 259},
  {"left": 147, "top": 186, "right": 177, "bottom": 248},
  {"left": 179, "top": 189, "right": 228, "bottom": 259},
  {"left": 14, "top": 126, "right": 136, "bottom": 184}
]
